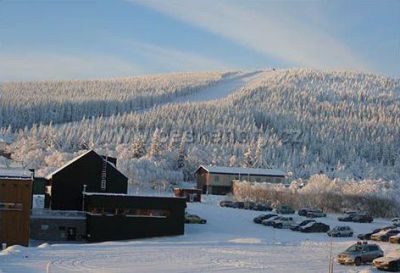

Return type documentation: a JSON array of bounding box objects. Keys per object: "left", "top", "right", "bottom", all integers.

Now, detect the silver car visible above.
[
  {"left": 337, "top": 242, "right": 383, "bottom": 266},
  {"left": 328, "top": 226, "right": 353, "bottom": 237}
]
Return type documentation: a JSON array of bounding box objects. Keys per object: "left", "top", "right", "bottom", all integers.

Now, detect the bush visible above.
[{"left": 233, "top": 174, "right": 400, "bottom": 218}]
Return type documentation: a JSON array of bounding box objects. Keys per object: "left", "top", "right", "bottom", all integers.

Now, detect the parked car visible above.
[
  {"left": 358, "top": 226, "right": 396, "bottom": 240},
  {"left": 252, "top": 203, "right": 273, "bottom": 211},
  {"left": 338, "top": 213, "right": 357, "bottom": 222},
  {"left": 328, "top": 226, "right": 353, "bottom": 237},
  {"left": 298, "top": 208, "right": 313, "bottom": 216},
  {"left": 272, "top": 217, "right": 295, "bottom": 229},
  {"left": 299, "top": 222, "right": 330, "bottom": 233},
  {"left": 262, "top": 216, "right": 282, "bottom": 226},
  {"left": 306, "top": 209, "right": 327, "bottom": 218},
  {"left": 337, "top": 242, "right": 383, "bottom": 266},
  {"left": 185, "top": 213, "right": 207, "bottom": 224},
  {"left": 275, "top": 205, "right": 295, "bottom": 214},
  {"left": 290, "top": 219, "right": 316, "bottom": 231},
  {"left": 219, "top": 200, "right": 234, "bottom": 208},
  {"left": 232, "top": 201, "right": 245, "bottom": 209},
  {"left": 371, "top": 229, "right": 400, "bottom": 242},
  {"left": 373, "top": 252, "right": 400, "bottom": 272},
  {"left": 253, "top": 213, "right": 277, "bottom": 224},
  {"left": 391, "top": 218, "right": 400, "bottom": 227},
  {"left": 389, "top": 234, "right": 400, "bottom": 244},
  {"left": 352, "top": 214, "right": 373, "bottom": 223},
  {"left": 298, "top": 208, "right": 326, "bottom": 218}
]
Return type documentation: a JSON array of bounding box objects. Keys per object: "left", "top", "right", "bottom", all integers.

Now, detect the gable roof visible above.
[
  {"left": 0, "top": 168, "right": 32, "bottom": 180},
  {"left": 46, "top": 150, "right": 125, "bottom": 180},
  {"left": 196, "top": 165, "right": 285, "bottom": 177}
]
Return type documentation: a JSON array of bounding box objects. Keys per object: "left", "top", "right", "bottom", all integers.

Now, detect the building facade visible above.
[
  {"left": 0, "top": 169, "right": 33, "bottom": 247},
  {"left": 195, "top": 165, "right": 286, "bottom": 195},
  {"left": 45, "top": 150, "right": 128, "bottom": 211},
  {"left": 83, "top": 193, "right": 186, "bottom": 242}
]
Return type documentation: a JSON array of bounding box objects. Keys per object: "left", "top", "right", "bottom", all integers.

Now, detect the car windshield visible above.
[{"left": 346, "top": 244, "right": 364, "bottom": 252}]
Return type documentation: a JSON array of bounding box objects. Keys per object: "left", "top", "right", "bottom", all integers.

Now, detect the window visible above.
[
  {"left": 214, "top": 176, "right": 219, "bottom": 182},
  {"left": 0, "top": 202, "right": 23, "bottom": 211}
]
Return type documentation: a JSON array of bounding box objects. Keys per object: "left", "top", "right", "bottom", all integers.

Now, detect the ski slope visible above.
[
  {"left": 169, "top": 71, "right": 263, "bottom": 104},
  {"left": 0, "top": 198, "right": 397, "bottom": 273}
]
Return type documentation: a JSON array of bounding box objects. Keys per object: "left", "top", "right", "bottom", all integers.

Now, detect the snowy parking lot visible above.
[{"left": 1, "top": 199, "right": 399, "bottom": 273}]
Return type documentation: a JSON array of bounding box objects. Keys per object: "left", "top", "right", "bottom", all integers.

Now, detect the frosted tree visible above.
[
  {"left": 242, "top": 147, "right": 254, "bottom": 168},
  {"left": 177, "top": 132, "right": 187, "bottom": 169},
  {"left": 148, "top": 128, "right": 161, "bottom": 159},
  {"left": 254, "top": 137, "right": 266, "bottom": 168},
  {"left": 131, "top": 137, "right": 146, "bottom": 158}
]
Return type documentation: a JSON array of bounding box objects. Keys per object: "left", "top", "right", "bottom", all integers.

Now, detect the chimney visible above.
[{"left": 29, "top": 169, "right": 35, "bottom": 180}]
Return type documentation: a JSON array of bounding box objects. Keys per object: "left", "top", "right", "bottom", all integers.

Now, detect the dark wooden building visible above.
[
  {"left": 173, "top": 188, "right": 202, "bottom": 202},
  {"left": 195, "top": 165, "right": 286, "bottom": 195},
  {"left": 83, "top": 193, "right": 186, "bottom": 242},
  {"left": 0, "top": 168, "right": 33, "bottom": 247},
  {"left": 45, "top": 150, "right": 128, "bottom": 211}
]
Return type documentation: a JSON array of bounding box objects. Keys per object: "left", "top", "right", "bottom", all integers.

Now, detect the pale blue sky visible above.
[{"left": 0, "top": 0, "right": 398, "bottom": 81}]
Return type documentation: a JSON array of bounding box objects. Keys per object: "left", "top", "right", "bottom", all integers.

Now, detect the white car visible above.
[
  {"left": 272, "top": 217, "right": 295, "bottom": 229},
  {"left": 373, "top": 252, "right": 400, "bottom": 271},
  {"left": 327, "top": 226, "right": 353, "bottom": 237},
  {"left": 262, "top": 216, "right": 282, "bottom": 226},
  {"left": 391, "top": 218, "right": 400, "bottom": 227}
]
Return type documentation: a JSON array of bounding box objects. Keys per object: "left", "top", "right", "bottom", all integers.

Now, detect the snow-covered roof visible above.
[
  {"left": 0, "top": 168, "right": 32, "bottom": 180},
  {"left": 196, "top": 165, "right": 285, "bottom": 177},
  {"left": 46, "top": 150, "right": 121, "bottom": 180}
]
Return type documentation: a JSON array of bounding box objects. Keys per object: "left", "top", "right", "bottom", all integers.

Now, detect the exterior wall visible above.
[
  {"left": 173, "top": 188, "right": 201, "bottom": 202},
  {"left": 196, "top": 166, "right": 286, "bottom": 195},
  {"left": 50, "top": 151, "right": 128, "bottom": 211},
  {"left": 30, "top": 215, "right": 86, "bottom": 241},
  {"left": 0, "top": 178, "right": 32, "bottom": 247},
  {"left": 84, "top": 194, "right": 186, "bottom": 242}
]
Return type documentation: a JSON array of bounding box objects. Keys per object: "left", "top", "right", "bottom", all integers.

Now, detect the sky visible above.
[{"left": 0, "top": 0, "right": 399, "bottom": 81}]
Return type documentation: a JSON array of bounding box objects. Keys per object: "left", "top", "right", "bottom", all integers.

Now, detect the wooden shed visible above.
[
  {"left": 0, "top": 168, "right": 33, "bottom": 247},
  {"left": 195, "top": 165, "right": 286, "bottom": 195},
  {"left": 45, "top": 150, "right": 128, "bottom": 211}
]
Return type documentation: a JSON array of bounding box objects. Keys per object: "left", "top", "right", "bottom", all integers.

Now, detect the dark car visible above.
[
  {"left": 338, "top": 214, "right": 356, "bottom": 222},
  {"left": 219, "top": 200, "right": 234, "bottom": 208},
  {"left": 299, "top": 222, "right": 330, "bottom": 233},
  {"left": 252, "top": 203, "right": 273, "bottom": 211},
  {"left": 306, "top": 209, "right": 327, "bottom": 218},
  {"left": 290, "top": 219, "right": 316, "bottom": 231},
  {"left": 298, "top": 208, "right": 312, "bottom": 216},
  {"left": 253, "top": 213, "right": 277, "bottom": 224},
  {"left": 337, "top": 242, "right": 383, "bottom": 266},
  {"left": 352, "top": 214, "right": 373, "bottom": 223},
  {"left": 275, "top": 205, "right": 295, "bottom": 214},
  {"left": 232, "top": 201, "right": 245, "bottom": 209},
  {"left": 358, "top": 228, "right": 384, "bottom": 240}
]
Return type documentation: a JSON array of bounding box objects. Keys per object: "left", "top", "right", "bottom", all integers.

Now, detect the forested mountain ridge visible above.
[
  {"left": 1, "top": 68, "right": 399, "bottom": 191},
  {"left": 0, "top": 71, "right": 229, "bottom": 129}
]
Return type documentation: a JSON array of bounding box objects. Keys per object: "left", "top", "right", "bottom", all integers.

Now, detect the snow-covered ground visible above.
[
  {"left": 169, "top": 71, "right": 263, "bottom": 104},
  {"left": 0, "top": 198, "right": 398, "bottom": 273}
]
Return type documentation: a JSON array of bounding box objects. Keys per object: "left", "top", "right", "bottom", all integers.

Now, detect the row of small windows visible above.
[{"left": 213, "top": 175, "right": 283, "bottom": 183}]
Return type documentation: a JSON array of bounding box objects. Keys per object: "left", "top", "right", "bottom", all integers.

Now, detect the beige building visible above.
[{"left": 195, "top": 165, "right": 286, "bottom": 195}]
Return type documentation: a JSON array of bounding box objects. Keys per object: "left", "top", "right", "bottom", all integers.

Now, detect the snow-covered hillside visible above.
[
  {"left": 0, "top": 71, "right": 228, "bottom": 129},
  {"left": 2, "top": 69, "right": 400, "bottom": 189},
  {"left": 0, "top": 199, "right": 396, "bottom": 273}
]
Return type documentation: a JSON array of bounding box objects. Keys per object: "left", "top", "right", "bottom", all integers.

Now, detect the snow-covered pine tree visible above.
[
  {"left": 148, "top": 128, "right": 161, "bottom": 159},
  {"left": 242, "top": 146, "right": 254, "bottom": 168},
  {"left": 177, "top": 132, "right": 187, "bottom": 169},
  {"left": 132, "top": 137, "right": 146, "bottom": 158}
]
